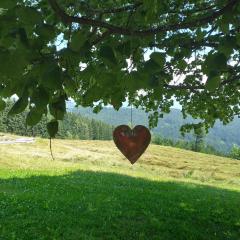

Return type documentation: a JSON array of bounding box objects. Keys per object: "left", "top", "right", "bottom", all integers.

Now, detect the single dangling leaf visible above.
[
  {"left": 49, "top": 95, "right": 66, "bottom": 120},
  {"left": 26, "top": 107, "right": 43, "bottom": 126},
  {"left": 150, "top": 52, "right": 165, "bottom": 67},
  {"left": 205, "top": 72, "right": 221, "bottom": 91},
  {"left": 99, "top": 45, "right": 117, "bottom": 66},
  {"left": 47, "top": 120, "right": 58, "bottom": 138},
  {"left": 8, "top": 97, "right": 28, "bottom": 115}
]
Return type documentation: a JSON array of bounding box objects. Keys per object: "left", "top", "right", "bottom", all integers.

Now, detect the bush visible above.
[
  {"left": 230, "top": 144, "right": 240, "bottom": 160},
  {"left": 152, "top": 134, "right": 226, "bottom": 158}
]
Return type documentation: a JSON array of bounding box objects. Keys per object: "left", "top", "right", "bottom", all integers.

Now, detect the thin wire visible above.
[
  {"left": 130, "top": 104, "right": 133, "bottom": 128},
  {"left": 194, "top": 49, "right": 197, "bottom": 76},
  {"left": 49, "top": 138, "right": 54, "bottom": 161},
  {"left": 154, "top": 34, "right": 156, "bottom": 52},
  {"left": 195, "top": 49, "right": 197, "bottom": 65}
]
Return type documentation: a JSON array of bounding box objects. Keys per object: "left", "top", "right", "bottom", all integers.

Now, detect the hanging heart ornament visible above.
[{"left": 113, "top": 125, "right": 151, "bottom": 164}]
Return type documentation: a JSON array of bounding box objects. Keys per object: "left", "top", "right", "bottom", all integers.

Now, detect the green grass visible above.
[{"left": 0, "top": 135, "right": 240, "bottom": 239}]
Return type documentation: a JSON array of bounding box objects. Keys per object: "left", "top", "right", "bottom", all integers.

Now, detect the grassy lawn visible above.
[{"left": 0, "top": 135, "right": 240, "bottom": 239}]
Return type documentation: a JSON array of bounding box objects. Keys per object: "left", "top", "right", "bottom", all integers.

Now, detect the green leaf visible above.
[
  {"left": 8, "top": 97, "right": 28, "bottom": 115},
  {"left": 219, "top": 22, "right": 229, "bottom": 34},
  {"left": 63, "top": 75, "right": 77, "bottom": 95},
  {"left": 219, "top": 12, "right": 232, "bottom": 34},
  {"left": 150, "top": 52, "right": 165, "bottom": 66},
  {"left": 49, "top": 95, "right": 66, "bottom": 120},
  {"left": 213, "top": 53, "right": 227, "bottom": 70},
  {"left": 31, "top": 87, "right": 49, "bottom": 110},
  {"left": 99, "top": 45, "right": 117, "bottom": 66},
  {"left": 195, "top": 28, "right": 205, "bottom": 40},
  {"left": 219, "top": 36, "right": 237, "bottom": 57},
  {"left": 203, "top": 53, "right": 227, "bottom": 74},
  {"left": 0, "top": 99, "right": 6, "bottom": 111},
  {"left": 59, "top": 48, "right": 81, "bottom": 68},
  {"left": 0, "top": 49, "right": 28, "bottom": 77},
  {"left": 0, "top": 0, "right": 16, "bottom": 9},
  {"left": 236, "top": 33, "right": 240, "bottom": 46},
  {"left": 149, "top": 75, "right": 160, "bottom": 87},
  {"left": 26, "top": 107, "right": 43, "bottom": 126},
  {"left": 0, "top": 84, "right": 14, "bottom": 98},
  {"left": 115, "top": 41, "right": 132, "bottom": 56},
  {"left": 70, "top": 31, "right": 87, "bottom": 52},
  {"left": 35, "top": 24, "right": 56, "bottom": 43},
  {"left": 93, "top": 105, "right": 103, "bottom": 114},
  {"left": 176, "top": 59, "right": 187, "bottom": 71},
  {"left": 47, "top": 120, "right": 58, "bottom": 138},
  {"left": 41, "top": 62, "right": 63, "bottom": 90},
  {"left": 18, "top": 28, "right": 29, "bottom": 47},
  {"left": 205, "top": 72, "right": 221, "bottom": 91},
  {"left": 143, "top": 59, "right": 160, "bottom": 73},
  {"left": 17, "top": 7, "right": 42, "bottom": 25}
]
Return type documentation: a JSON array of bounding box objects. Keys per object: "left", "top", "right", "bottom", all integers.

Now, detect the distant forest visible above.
[{"left": 0, "top": 102, "right": 113, "bottom": 140}]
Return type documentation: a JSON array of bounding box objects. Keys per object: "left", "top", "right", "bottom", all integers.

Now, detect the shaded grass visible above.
[{"left": 1, "top": 170, "right": 240, "bottom": 240}]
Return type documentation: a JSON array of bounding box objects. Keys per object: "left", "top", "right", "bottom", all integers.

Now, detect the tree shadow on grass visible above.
[{"left": 0, "top": 170, "right": 240, "bottom": 240}]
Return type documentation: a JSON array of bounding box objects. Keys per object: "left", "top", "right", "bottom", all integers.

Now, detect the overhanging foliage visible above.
[{"left": 0, "top": 0, "right": 240, "bottom": 136}]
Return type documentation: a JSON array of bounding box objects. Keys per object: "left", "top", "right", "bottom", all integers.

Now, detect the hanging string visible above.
[
  {"left": 130, "top": 104, "right": 133, "bottom": 128},
  {"left": 154, "top": 34, "right": 156, "bottom": 52},
  {"left": 195, "top": 48, "right": 197, "bottom": 65},
  {"left": 125, "top": 9, "right": 135, "bottom": 131},
  {"left": 194, "top": 48, "right": 198, "bottom": 77},
  {"left": 49, "top": 138, "right": 54, "bottom": 161}
]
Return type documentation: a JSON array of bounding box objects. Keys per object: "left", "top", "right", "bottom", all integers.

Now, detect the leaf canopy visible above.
[{"left": 0, "top": 0, "right": 240, "bottom": 135}]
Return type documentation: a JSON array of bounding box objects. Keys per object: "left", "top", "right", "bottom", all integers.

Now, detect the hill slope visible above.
[
  {"left": 1, "top": 133, "right": 239, "bottom": 188},
  {"left": 0, "top": 135, "right": 240, "bottom": 239},
  {"left": 71, "top": 105, "right": 240, "bottom": 153}
]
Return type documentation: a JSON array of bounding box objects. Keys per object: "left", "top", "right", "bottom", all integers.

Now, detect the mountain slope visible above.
[{"left": 69, "top": 105, "right": 240, "bottom": 153}]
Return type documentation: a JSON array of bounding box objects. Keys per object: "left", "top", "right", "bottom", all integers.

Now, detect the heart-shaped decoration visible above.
[{"left": 113, "top": 125, "right": 151, "bottom": 164}]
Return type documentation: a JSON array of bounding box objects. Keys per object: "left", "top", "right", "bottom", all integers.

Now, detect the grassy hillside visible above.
[
  {"left": 0, "top": 134, "right": 240, "bottom": 239},
  {"left": 71, "top": 105, "right": 240, "bottom": 153}
]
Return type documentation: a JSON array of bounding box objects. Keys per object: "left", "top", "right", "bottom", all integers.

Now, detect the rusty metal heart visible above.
[{"left": 113, "top": 125, "right": 151, "bottom": 164}]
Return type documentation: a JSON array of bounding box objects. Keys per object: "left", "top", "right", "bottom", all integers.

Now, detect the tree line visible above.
[
  {"left": 152, "top": 134, "right": 240, "bottom": 160},
  {"left": 0, "top": 101, "right": 114, "bottom": 140},
  {"left": 152, "top": 134, "right": 223, "bottom": 156}
]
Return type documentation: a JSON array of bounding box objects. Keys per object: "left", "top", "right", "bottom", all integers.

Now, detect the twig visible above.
[{"left": 49, "top": 137, "right": 55, "bottom": 160}]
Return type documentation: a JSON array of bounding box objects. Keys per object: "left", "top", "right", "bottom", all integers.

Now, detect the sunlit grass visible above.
[{"left": 1, "top": 134, "right": 240, "bottom": 189}]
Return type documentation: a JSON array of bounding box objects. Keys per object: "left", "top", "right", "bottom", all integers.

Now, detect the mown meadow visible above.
[{"left": 0, "top": 134, "right": 240, "bottom": 239}]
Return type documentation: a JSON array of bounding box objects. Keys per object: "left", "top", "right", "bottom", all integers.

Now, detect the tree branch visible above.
[
  {"left": 165, "top": 83, "right": 204, "bottom": 91},
  {"left": 82, "top": 2, "right": 143, "bottom": 14},
  {"left": 48, "top": 0, "right": 238, "bottom": 36},
  {"left": 165, "top": 74, "right": 239, "bottom": 92},
  {"left": 152, "top": 39, "right": 218, "bottom": 50},
  {"left": 166, "top": 4, "right": 217, "bottom": 15}
]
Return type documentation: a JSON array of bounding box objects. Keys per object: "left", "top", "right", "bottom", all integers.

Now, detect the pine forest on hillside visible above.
[{"left": 0, "top": 102, "right": 113, "bottom": 141}]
